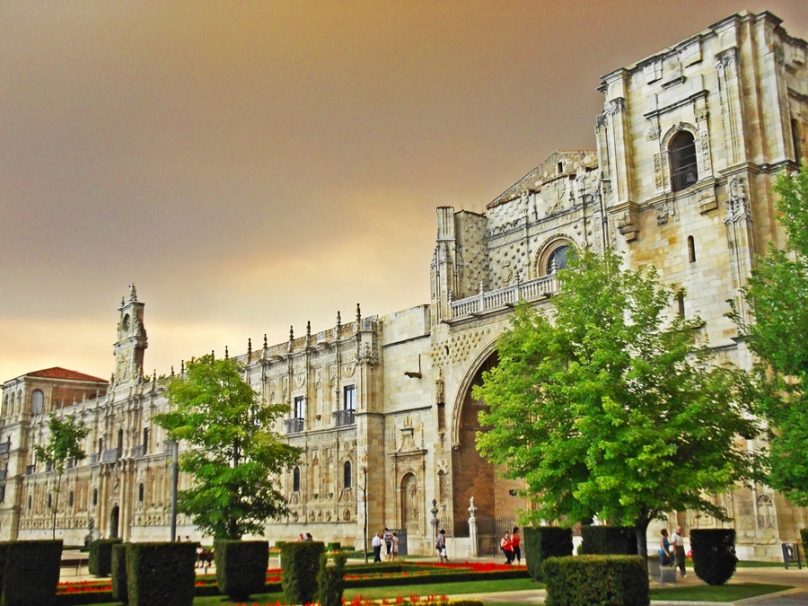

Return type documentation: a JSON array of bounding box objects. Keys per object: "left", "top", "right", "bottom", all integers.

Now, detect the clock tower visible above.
[{"left": 113, "top": 284, "right": 148, "bottom": 384}]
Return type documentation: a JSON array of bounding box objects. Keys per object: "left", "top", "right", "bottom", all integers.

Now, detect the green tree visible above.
[
  {"left": 34, "top": 412, "right": 88, "bottom": 539},
  {"left": 474, "top": 250, "right": 760, "bottom": 560},
  {"left": 731, "top": 163, "right": 808, "bottom": 505},
  {"left": 155, "top": 355, "right": 301, "bottom": 539}
]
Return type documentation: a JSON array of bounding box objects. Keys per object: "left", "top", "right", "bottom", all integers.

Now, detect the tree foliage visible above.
[
  {"left": 155, "top": 355, "right": 301, "bottom": 539},
  {"left": 732, "top": 163, "right": 808, "bottom": 505},
  {"left": 474, "top": 250, "right": 760, "bottom": 557},
  {"left": 34, "top": 412, "right": 88, "bottom": 539}
]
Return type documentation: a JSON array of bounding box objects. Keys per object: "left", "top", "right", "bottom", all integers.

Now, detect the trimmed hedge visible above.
[
  {"left": 110, "top": 544, "right": 127, "bottom": 603},
  {"left": 544, "top": 555, "right": 649, "bottom": 606},
  {"left": 318, "top": 552, "right": 347, "bottom": 606},
  {"left": 327, "top": 542, "right": 342, "bottom": 551},
  {"left": 691, "top": 529, "right": 737, "bottom": 586},
  {"left": 214, "top": 540, "right": 269, "bottom": 601},
  {"left": 524, "top": 527, "right": 573, "bottom": 581},
  {"left": 126, "top": 542, "right": 196, "bottom": 606},
  {"left": 88, "top": 539, "right": 121, "bottom": 577},
  {"left": 280, "top": 541, "right": 325, "bottom": 605},
  {"left": 0, "top": 539, "right": 62, "bottom": 606},
  {"left": 580, "top": 526, "right": 637, "bottom": 555}
]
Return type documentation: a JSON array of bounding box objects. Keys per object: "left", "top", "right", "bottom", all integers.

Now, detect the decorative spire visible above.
[
  {"left": 336, "top": 310, "right": 342, "bottom": 328},
  {"left": 225, "top": 345, "right": 229, "bottom": 360},
  {"left": 129, "top": 283, "right": 138, "bottom": 302},
  {"left": 306, "top": 320, "right": 311, "bottom": 339},
  {"left": 356, "top": 303, "right": 361, "bottom": 324},
  {"left": 289, "top": 325, "right": 294, "bottom": 341},
  {"left": 211, "top": 349, "right": 215, "bottom": 362},
  {"left": 181, "top": 360, "right": 185, "bottom": 376},
  {"left": 247, "top": 338, "right": 252, "bottom": 363},
  {"left": 170, "top": 365, "right": 175, "bottom": 377},
  {"left": 120, "top": 297, "right": 125, "bottom": 307},
  {"left": 263, "top": 333, "right": 268, "bottom": 349}
]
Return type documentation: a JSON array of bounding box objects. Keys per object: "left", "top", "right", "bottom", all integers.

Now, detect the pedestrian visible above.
[
  {"left": 304, "top": 532, "right": 313, "bottom": 542},
  {"left": 658, "top": 529, "right": 673, "bottom": 566},
  {"left": 511, "top": 527, "right": 522, "bottom": 564},
  {"left": 436, "top": 529, "right": 448, "bottom": 562},
  {"left": 390, "top": 532, "right": 399, "bottom": 561},
  {"left": 500, "top": 531, "right": 514, "bottom": 564},
  {"left": 372, "top": 532, "right": 383, "bottom": 562},
  {"left": 383, "top": 527, "right": 393, "bottom": 561},
  {"left": 670, "top": 525, "right": 686, "bottom": 576}
]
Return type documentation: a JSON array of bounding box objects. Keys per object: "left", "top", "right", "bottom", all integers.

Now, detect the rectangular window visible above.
[
  {"left": 143, "top": 428, "right": 150, "bottom": 454},
  {"left": 343, "top": 385, "right": 356, "bottom": 411},
  {"left": 293, "top": 396, "right": 305, "bottom": 419}
]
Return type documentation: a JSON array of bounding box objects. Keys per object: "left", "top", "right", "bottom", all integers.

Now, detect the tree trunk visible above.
[{"left": 636, "top": 517, "right": 651, "bottom": 573}]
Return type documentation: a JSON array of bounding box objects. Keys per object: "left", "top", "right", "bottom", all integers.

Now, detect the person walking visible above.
[
  {"left": 511, "top": 527, "right": 522, "bottom": 565},
  {"left": 658, "top": 529, "right": 673, "bottom": 566},
  {"left": 436, "top": 529, "right": 448, "bottom": 562},
  {"left": 500, "top": 531, "right": 514, "bottom": 564},
  {"left": 670, "top": 525, "right": 686, "bottom": 576},
  {"left": 390, "top": 531, "right": 399, "bottom": 561},
  {"left": 383, "top": 528, "right": 393, "bottom": 561},
  {"left": 372, "top": 532, "right": 383, "bottom": 562}
]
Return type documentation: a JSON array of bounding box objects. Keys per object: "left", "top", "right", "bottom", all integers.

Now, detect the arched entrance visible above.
[
  {"left": 109, "top": 505, "right": 120, "bottom": 539},
  {"left": 451, "top": 352, "right": 523, "bottom": 538},
  {"left": 400, "top": 473, "right": 420, "bottom": 536}
]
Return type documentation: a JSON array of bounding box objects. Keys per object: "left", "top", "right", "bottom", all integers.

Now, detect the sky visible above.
[{"left": 2, "top": 1, "right": 807, "bottom": 382}]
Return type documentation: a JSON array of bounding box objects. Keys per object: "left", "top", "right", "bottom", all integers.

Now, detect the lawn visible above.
[{"left": 650, "top": 583, "right": 792, "bottom": 601}]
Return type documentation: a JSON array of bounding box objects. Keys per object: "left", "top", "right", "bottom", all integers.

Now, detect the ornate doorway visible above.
[
  {"left": 109, "top": 505, "right": 120, "bottom": 539},
  {"left": 400, "top": 473, "right": 420, "bottom": 536},
  {"left": 451, "top": 352, "right": 523, "bottom": 536}
]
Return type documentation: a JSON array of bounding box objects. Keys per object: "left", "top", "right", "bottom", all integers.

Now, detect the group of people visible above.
[
  {"left": 372, "top": 528, "right": 400, "bottom": 562},
  {"left": 659, "top": 526, "right": 687, "bottom": 576},
  {"left": 499, "top": 527, "right": 522, "bottom": 564}
]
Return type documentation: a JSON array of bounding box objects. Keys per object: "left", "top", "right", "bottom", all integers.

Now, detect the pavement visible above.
[{"left": 58, "top": 551, "right": 808, "bottom": 605}]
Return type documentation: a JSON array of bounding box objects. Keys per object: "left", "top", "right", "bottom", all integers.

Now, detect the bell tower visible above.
[{"left": 113, "top": 284, "right": 148, "bottom": 384}]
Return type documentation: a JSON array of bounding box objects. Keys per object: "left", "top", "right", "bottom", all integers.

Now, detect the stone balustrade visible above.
[{"left": 450, "top": 274, "right": 559, "bottom": 318}]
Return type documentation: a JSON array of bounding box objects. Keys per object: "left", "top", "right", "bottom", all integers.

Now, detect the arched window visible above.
[
  {"left": 546, "top": 245, "right": 570, "bottom": 274},
  {"left": 31, "top": 390, "right": 44, "bottom": 415},
  {"left": 69, "top": 490, "right": 74, "bottom": 507},
  {"left": 92, "top": 488, "right": 98, "bottom": 506},
  {"left": 669, "top": 131, "right": 698, "bottom": 191},
  {"left": 138, "top": 483, "right": 144, "bottom": 503},
  {"left": 687, "top": 236, "right": 696, "bottom": 263},
  {"left": 47, "top": 493, "right": 52, "bottom": 509},
  {"left": 343, "top": 461, "right": 352, "bottom": 489},
  {"left": 292, "top": 467, "right": 300, "bottom": 492}
]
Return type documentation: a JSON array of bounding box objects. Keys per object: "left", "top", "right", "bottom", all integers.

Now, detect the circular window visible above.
[{"left": 546, "top": 245, "right": 570, "bottom": 274}]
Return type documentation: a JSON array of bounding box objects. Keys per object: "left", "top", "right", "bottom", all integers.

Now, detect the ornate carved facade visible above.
[{"left": 2, "top": 11, "right": 807, "bottom": 558}]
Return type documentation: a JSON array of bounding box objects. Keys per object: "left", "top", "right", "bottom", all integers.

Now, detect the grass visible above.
[
  {"left": 650, "top": 583, "right": 792, "bottom": 601},
  {"left": 736, "top": 559, "right": 789, "bottom": 568}
]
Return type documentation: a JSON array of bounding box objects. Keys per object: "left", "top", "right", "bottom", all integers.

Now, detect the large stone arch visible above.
[{"left": 450, "top": 344, "right": 524, "bottom": 536}]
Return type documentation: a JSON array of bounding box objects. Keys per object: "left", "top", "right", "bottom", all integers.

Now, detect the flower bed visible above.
[{"left": 54, "top": 561, "right": 525, "bottom": 605}]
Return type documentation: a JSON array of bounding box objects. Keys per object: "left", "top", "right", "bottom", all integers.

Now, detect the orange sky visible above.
[{"left": 2, "top": 1, "right": 807, "bottom": 382}]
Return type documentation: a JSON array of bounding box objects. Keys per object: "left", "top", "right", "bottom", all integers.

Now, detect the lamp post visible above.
[{"left": 169, "top": 439, "right": 179, "bottom": 542}]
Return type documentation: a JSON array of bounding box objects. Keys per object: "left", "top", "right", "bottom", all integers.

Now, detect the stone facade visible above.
[{"left": 1, "top": 10, "right": 807, "bottom": 559}]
